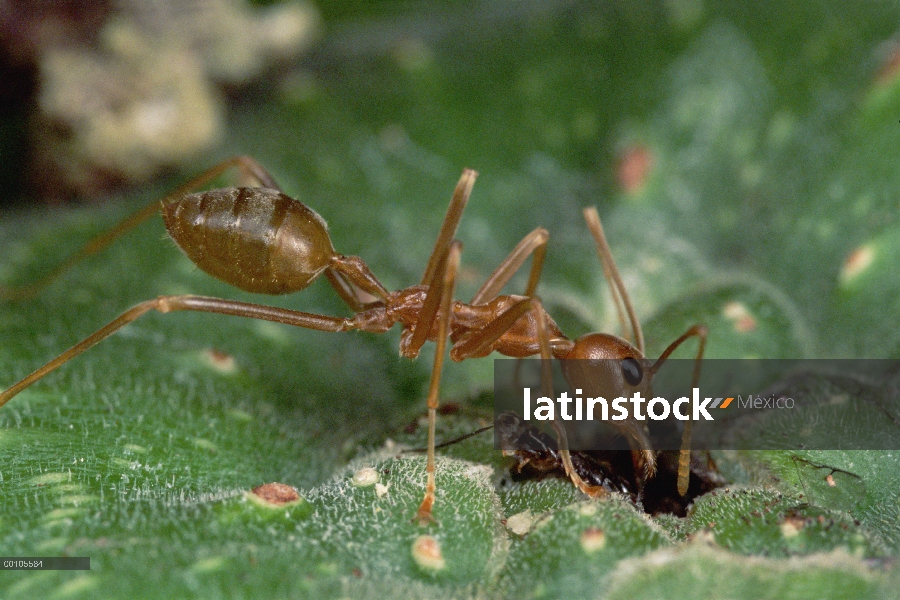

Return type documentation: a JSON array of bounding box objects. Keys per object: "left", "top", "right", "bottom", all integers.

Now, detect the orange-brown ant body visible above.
[{"left": 0, "top": 157, "right": 705, "bottom": 522}]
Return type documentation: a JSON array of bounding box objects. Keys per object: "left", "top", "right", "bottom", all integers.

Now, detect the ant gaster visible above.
[{"left": 0, "top": 156, "right": 706, "bottom": 523}]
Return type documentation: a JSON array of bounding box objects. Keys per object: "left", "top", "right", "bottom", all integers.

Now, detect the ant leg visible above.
[
  {"left": 227, "top": 156, "right": 280, "bottom": 189},
  {"left": 648, "top": 323, "right": 708, "bottom": 496},
  {"left": 0, "top": 156, "right": 278, "bottom": 301},
  {"left": 0, "top": 295, "right": 358, "bottom": 409},
  {"left": 415, "top": 241, "right": 462, "bottom": 524},
  {"left": 449, "top": 297, "right": 534, "bottom": 360},
  {"left": 470, "top": 227, "right": 548, "bottom": 304},
  {"left": 469, "top": 226, "right": 549, "bottom": 399},
  {"left": 266, "top": 168, "right": 483, "bottom": 311},
  {"left": 583, "top": 207, "right": 644, "bottom": 354},
  {"left": 419, "top": 169, "right": 477, "bottom": 287},
  {"left": 404, "top": 192, "right": 471, "bottom": 357},
  {"left": 327, "top": 256, "right": 389, "bottom": 304},
  {"left": 448, "top": 296, "right": 611, "bottom": 499},
  {"left": 532, "top": 298, "right": 609, "bottom": 499},
  {"left": 324, "top": 270, "right": 372, "bottom": 312}
]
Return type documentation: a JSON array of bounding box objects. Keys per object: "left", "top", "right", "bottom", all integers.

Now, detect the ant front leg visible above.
[
  {"left": 452, "top": 296, "right": 610, "bottom": 499},
  {"left": 647, "top": 323, "right": 708, "bottom": 496},
  {"left": 530, "top": 298, "right": 610, "bottom": 499},
  {"left": 463, "top": 215, "right": 643, "bottom": 500},
  {"left": 0, "top": 295, "right": 361, "bottom": 409}
]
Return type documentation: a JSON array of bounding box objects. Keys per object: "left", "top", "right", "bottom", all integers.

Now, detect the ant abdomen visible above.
[{"left": 163, "top": 187, "right": 337, "bottom": 294}]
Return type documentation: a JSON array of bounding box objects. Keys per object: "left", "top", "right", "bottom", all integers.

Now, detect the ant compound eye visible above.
[{"left": 620, "top": 357, "right": 643, "bottom": 386}]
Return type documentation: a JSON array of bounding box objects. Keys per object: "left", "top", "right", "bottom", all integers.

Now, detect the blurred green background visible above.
[{"left": 2, "top": 1, "right": 900, "bottom": 598}]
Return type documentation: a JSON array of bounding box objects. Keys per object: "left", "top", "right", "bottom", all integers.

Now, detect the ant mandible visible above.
[{"left": 0, "top": 156, "right": 706, "bottom": 523}]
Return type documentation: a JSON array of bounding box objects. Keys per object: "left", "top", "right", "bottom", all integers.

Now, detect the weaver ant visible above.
[{"left": 0, "top": 156, "right": 706, "bottom": 523}]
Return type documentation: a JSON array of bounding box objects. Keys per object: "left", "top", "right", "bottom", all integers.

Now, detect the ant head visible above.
[
  {"left": 561, "top": 333, "right": 653, "bottom": 397},
  {"left": 561, "top": 332, "right": 656, "bottom": 458}
]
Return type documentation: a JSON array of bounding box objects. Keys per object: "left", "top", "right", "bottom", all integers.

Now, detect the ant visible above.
[{"left": 0, "top": 156, "right": 706, "bottom": 523}]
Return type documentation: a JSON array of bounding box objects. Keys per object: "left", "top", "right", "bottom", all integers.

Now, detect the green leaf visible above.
[
  {"left": 604, "top": 543, "right": 897, "bottom": 600},
  {"left": 496, "top": 498, "right": 671, "bottom": 599},
  {"left": 3, "top": 1, "right": 900, "bottom": 598}
]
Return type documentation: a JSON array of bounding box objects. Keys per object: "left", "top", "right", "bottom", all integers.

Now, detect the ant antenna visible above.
[
  {"left": 583, "top": 208, "right": 644, "bottom": 354},
  {"left": 402, "top": 425, "right": 494, "bottom": 453}
]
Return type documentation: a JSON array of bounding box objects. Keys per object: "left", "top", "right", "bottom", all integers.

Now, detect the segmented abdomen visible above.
[{"left": 162, "top": 187, "right": 335, "bottom": 294}]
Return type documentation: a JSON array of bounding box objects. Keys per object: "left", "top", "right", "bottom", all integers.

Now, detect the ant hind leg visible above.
[{"left": 0, "top": 294, "right": 357, "bottom": 409}]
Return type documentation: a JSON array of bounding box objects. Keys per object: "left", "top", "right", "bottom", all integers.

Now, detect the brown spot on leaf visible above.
[
  {"left": 580, "top": 527, "right": 606, "bottom": 552},
  {"left": 411, "top": 535, "right": 446, "bottom": 570},
  {"left": 251, "top": 482, "right": 300, "bottom": 506},
  {"left": 780, "top": 516, "right": 805, "bottom": 538}
]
